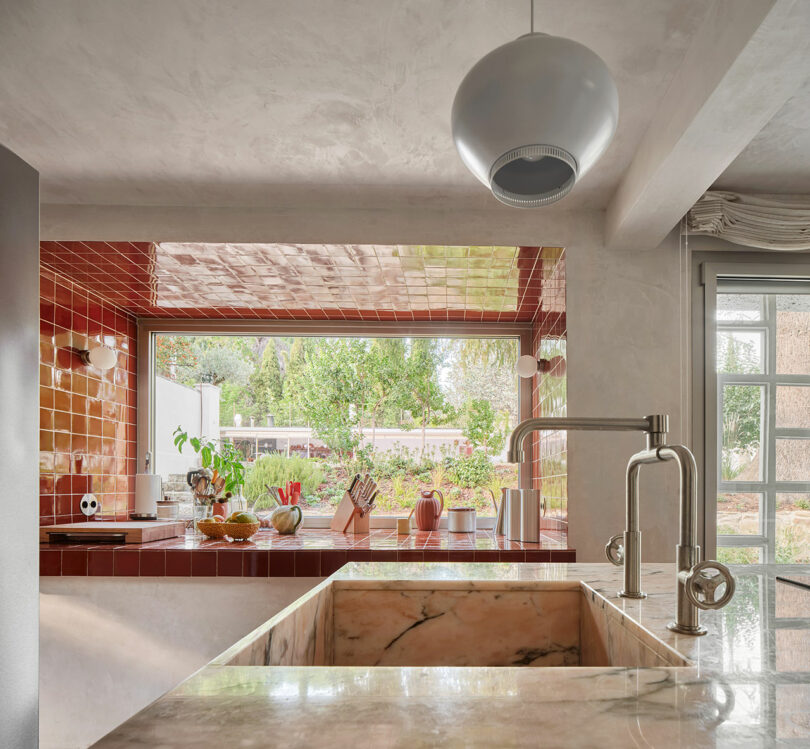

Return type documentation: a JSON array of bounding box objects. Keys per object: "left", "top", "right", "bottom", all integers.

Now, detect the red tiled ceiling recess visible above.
[{"left": 40, "top": 242, "right": 565, "bottom": 323}]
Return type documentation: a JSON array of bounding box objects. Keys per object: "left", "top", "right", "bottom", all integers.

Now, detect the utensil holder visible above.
[{"left": 330, "top": 490, "right": 371, "bottom": 534}]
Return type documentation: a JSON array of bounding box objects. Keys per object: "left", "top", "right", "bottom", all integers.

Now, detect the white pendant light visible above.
[{"left": 452, "top": 2, "right": 619, "bottom": 208}]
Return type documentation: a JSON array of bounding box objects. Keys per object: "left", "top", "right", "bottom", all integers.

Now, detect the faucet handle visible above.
[
  {"left": 604, "top": 533, "right": 624, "bottom": 566},
  {"left": 684, "top": 560, "right": 736, "bottom": 610}
]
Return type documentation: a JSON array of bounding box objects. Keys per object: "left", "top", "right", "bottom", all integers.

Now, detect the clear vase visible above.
[
  {"left": 230, "top": 492, "right": 247, "bottom": 514},
  {"left": 192, "top": 497, "right": 212, "bottom": 535}
]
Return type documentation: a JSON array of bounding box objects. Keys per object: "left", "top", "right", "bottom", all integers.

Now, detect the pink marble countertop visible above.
[{"left": 92, "top": 562, "right": 810, "bottom": 747}]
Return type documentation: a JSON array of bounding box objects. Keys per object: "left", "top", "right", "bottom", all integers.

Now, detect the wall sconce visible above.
[
  {"left": 516, "top": 354, "right": 566, "bottom": 378},
  {"left": 79, "top": 345, "right": 118, "bottom": 371}
]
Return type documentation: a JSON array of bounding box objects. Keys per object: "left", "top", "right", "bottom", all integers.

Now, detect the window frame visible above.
[
  {"left": 137, "top": 318, "right": 535, "bottom": 528},
  {"left": 693, "top": 250, "right": 810, "bottom": 560}
]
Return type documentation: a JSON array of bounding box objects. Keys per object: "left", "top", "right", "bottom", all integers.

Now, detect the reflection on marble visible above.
[
  {"left": 94, "top": 563, "right": 810, "bottom": 748},
  {"left": 214, "top": 579, "right": 333, "bottom": 667},
  {"left": 580, "top": 583, "right": 687, "bottom": 667}
]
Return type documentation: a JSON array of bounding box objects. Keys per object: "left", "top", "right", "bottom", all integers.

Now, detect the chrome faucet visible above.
[{"left": 507, "top": 414, "right": 735, "bottom": 635}]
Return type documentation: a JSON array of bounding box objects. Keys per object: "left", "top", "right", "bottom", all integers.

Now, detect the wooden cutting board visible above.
[{"left": 40, "top": 521, "right": 185, "bottom": 544}]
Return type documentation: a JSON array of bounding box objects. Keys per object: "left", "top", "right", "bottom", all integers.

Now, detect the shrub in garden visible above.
[
  {"left": 448, "top": 451, "right": 493, "bottom": 488},
  {"left": 244, "top": 454, "right": 325, "bottom": 509}
]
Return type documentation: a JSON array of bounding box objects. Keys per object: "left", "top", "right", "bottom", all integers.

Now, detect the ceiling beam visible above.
[
  {"left": 605, "top": 0, "right": 810, "bottom": 250},
  {"left": 40, "top": 202, "right": 604, "bottom": 248}
]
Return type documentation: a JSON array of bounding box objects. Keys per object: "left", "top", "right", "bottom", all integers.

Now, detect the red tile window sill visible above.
[{"left": 40, "top": 528, "right": 575, "bottom": 577}]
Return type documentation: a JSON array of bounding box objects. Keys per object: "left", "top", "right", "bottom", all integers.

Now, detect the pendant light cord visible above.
[{"left": 530, "top": 0, "right": 534, "bottom": 33}]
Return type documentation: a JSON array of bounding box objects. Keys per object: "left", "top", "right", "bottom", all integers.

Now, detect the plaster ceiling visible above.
[
  {"left": 0, "top": 0, "right": 707, "bottom": 214},
  {"left": 713, "top": 78, "right": 810, "bottom": 195}
]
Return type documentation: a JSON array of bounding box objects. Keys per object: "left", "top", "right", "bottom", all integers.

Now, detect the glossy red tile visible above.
[
  {"left": 498, "top": 550, "right": 526, "bottom": 563},
  {"left": 39, "top": 267, "right": 137, "bottom": 524},
  {"left": 139, "top": 551, "right": 165, "bottom": 576},
  {"left": 40, "top": 548, "right": 61, "bottom": 575},
  {"left": 217, "top": 550, "right": 244, "bottom": 577},
  {"left": 320, "top": 550, "right": 348, "bottom": 576},
  {"left": 166, "top": 550, "right": 192, "bottom": 576},
  {"left": 294, "top": 551, "right": 321, "bottom": 577},
  {"left": 61, "top": 549, "right": 88, "bottom": 575},
  {"left": 191, "top": 551, "right": 217, "bottom": 577},
  {"left": 88, "top": 549, "right": 114, "bottom": 576},
  {"left": 268, "top": 551, "right": 295, "bottom": 577},
  {"left": 242, "top": 550, "right": 269, "bottom": 577},
  {"left": 114, "top": 549, "right": 140, "bottom": 576},
  {"left": 40, "top": 242, "right": 559, "bottom": 324}
]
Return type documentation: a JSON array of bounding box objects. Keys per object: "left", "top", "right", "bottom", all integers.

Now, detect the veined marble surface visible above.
[{"left": 93, "top": 562, "right": 810, "bottom": 747}]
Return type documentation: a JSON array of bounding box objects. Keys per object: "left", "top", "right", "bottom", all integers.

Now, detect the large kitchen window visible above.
[
  {"left": 143, "top": 325, "right": 527, "bottom": 523},
  {"left": 709, "top": 278, "right": 810, "bottom": 564}
]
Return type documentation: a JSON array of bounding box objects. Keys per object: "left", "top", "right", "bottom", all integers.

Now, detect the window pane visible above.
[
  {"left": 775, "top": 439, "right": 810, "bottom": 482},
  {"left": 153, "top": 334, "right": 519, "bottom": 517},
  {"left": 777, "top": 576, "right": 810, "bottom": 617},
  {"left": 721, "top": 385, "right": 763, "bottom": 481},
  {"left": 776, "top": 386, "right": 810, "bottom": 428},
  {"left": 717, "top": 493, "right": 761, "bottom": 535},
  {"left": 717, "top": 293, "right": 763, "bottom": 322},
  {"left": 776, "top": 294, "right": 810, "bottom": 375},
  {"left": 717, "top": 330, "right": 764, "bottom": 373},
  {"left": 717, "top": 546, "right": 762, "bottom": 564},
  {"left": 776, "top": 494, "right": 810, "bottom": 564},
  {"left": 776, "top": 630, "right": 810, "bottom": 672}
]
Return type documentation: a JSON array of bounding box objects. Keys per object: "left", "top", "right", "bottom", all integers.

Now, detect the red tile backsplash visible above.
[
  {"left": 38, "top": 242, "right": 565, "bottom": 545},
  {"left": 41, "top": 241, "right": 555, "bottom": 323},
  {"left": 39, "top": 266, "right": 137, "bottom": 525},
  {"left": 530, "top": 248, "right": 567, "bottom": 534}
]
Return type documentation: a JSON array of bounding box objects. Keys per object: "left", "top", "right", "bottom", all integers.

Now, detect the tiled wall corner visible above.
[
  {"left": 39, "top": 266, "right": 137, "bottom": 525},
  {"left": 529, "top": 247, "right": 567, "bottom": 534}
]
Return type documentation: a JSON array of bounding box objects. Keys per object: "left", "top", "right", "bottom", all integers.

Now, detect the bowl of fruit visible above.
[{"left": 197, "top": 511, "right": 260, "bottom": 541}]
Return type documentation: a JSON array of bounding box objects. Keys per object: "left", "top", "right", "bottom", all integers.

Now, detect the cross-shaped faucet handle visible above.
[{"left": 685, "top": 560, "right": 735, "bottom": 610}]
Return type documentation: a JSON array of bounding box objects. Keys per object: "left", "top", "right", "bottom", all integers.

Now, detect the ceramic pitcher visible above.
[{"left": 414, "top": 489, "right": 444, "bottom": 531}]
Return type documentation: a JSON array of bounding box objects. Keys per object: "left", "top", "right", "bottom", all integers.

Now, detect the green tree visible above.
[
  {"left": 279, "top": 337, "right": 309, "bottom": 426},
  {"left": 287, "top": 338, "right": 363, "bottom": 460},
  {"left": 447, "top": 338, "right": 519, "bottom": 428},
  {"left": 463, "top": 398, "right": 506, "bottom": 455},
  {"left": 251, "top": 339, "right": 284, "bottom": 423},
  {"left": 155, "top": 336, "right": 197, "bottom": 379},
  {"left": 191, "top": 347, "right": 251, "bottom": 386},
  {"left": 719, "top": 334, "right": 762, "bottom": 479},
  {"left": 364, "top": 338, "right": 407, "bottom": 448},
  {"left": 400, "top": 339, "right": 447, "bottom": 457}
]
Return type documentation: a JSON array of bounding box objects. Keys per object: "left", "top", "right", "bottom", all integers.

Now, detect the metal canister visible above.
[
  {"left": 519, "top": 489, "right": 542, "bottom": 543},
  {"left": 504, "top": 489, "right": 523, "bottom": 541},
  {"left": 447, "top": 507, "right": 476, "bottom": 533}
]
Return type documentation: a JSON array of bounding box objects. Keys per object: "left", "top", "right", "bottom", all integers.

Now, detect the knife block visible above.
[{"left": 330, "top": 490, "right": 371, "bottom": 534}]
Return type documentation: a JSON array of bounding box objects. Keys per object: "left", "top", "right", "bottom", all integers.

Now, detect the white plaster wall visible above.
[
  {"left": 0, "top": 145, "right": 40, "bottom": 749},
  {"left": 154, "top": 377, "right": 220, "bottom": 477},
  {"left": 39, "top": 577, "right": 320, "bottom": 749},
  {"left": 199, "top": 383, "right": 221, "bottom": 444},
  {"left": 566, "top": 228, "right": 688, "bottom": 561}
]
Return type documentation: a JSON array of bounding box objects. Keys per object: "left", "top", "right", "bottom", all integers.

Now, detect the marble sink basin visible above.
[{"left": 218, "top": 579, "right": 689, "bottom": 669}]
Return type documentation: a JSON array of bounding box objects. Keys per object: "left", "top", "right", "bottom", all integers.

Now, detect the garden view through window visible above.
[
  {"left": 153, "top": 334, "right": 519, "bottom": 518},
  {"left": 715, "top": 287, "right": 810, "bottom": 564}
]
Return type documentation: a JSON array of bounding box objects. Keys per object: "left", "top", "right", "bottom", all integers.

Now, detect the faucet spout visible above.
[
  {"left": 506, "top": 415, "right": 666, "bottom": 463},
  {"left": 503, "top": 412, "right": 734, "bottom": 634}
]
